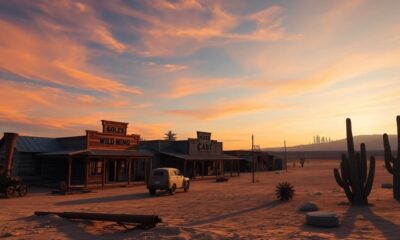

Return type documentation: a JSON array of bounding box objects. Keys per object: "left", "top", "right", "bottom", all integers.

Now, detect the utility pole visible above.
[
  {"left": 252, "top": 134, "right": 255, "bottom": 183},
  {"left": 284, "top": 140, "right": 287, "bottom": 172}
]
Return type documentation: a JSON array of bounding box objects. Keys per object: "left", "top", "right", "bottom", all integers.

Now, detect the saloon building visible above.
[
  {"left": 140, "top": 131, "right": 242, "bottom": 179},
  {"left": 0, "top": 120, "right": 152, "bottom": 191}
]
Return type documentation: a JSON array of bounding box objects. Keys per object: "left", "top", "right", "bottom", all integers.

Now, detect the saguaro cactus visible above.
[
  {"left": 333, "top": 118, "right": 375, "bottom": 205},
  {"left": 383, "top": 116, "right": 400, "bottom": 200}
]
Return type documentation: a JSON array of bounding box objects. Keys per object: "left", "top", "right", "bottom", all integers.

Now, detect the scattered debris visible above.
[
  {"left": 306, "top": 211, "right": 339, "bottom": 228},
  {"left": 34, "top": 211, "right": 162, "bottom": 230},
  {"left": 216, "top": 176, "right": 229, "bottom": 182},
  {"left": 381, "top": 183, "right": 393, "bottom": 189},
  {"left": 298, "top": 202, "right": 319, "bottom": 212}
]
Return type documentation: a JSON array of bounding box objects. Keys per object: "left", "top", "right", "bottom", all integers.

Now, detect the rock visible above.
[
  {"left": 298, "top": 202, "right": 319, "bottom": 212},
  {"left": 313, "top": 191, "right": 322, "bottom": 196},
  {"left": 2, "top": 232, "right": 12, "bottom": 238},
  {"left": 381, "top": 183, "right": 393, "bottom": 189},
  {"left": 306, "top": 211, "right": 339, "bottom": 228}
]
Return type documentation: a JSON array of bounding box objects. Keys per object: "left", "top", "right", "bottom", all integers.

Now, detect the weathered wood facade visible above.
[
  {"left": 140, "top": 131, "right": 241, "bottom": 179},
  {"left": 0, "top": 120, "right": 152, "bottom": 190}
]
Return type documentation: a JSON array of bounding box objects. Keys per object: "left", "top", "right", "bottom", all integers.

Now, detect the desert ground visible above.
[{"left": 1, "top": 159, "right": 400, "bottom": 240}]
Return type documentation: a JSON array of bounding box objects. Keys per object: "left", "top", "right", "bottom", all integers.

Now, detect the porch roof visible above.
[
  {"left": 160, "top": 152, "right": 242, "bottom": 161},
  {"left": 38, "top": 149, "right": 153, "bottom": 157}
]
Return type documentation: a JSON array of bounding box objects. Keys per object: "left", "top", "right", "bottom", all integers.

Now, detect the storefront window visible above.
[{"left": 90, "top": 160, "right": 102, "bottom": 175}]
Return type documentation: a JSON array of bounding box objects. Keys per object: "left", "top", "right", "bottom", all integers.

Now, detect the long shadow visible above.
[
  {"left": 55, "top": 192, "right": 152, "bottom": 206},
  {"left": 183, "top": 200, "right": 283, "bottom": 227},
  {"left": 334, "top": 204, "right": 400, "bottom": 239}
]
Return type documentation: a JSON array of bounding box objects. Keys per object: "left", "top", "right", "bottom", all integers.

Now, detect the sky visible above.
[{"left": 0, "top": 0, "right": 400, "bottom": 149}]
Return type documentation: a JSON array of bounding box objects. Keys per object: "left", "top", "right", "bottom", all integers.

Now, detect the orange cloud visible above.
[
  {"left": 0, "top": 19, "right": 139, "bottom": 95},
  {"left": 164, "top": 100, "right": 289, "bottom": 120}
]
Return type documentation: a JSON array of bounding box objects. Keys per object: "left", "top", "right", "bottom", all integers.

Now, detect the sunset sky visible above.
[{"left": 1, "top": 0, "right": 400, "bottom": 149}]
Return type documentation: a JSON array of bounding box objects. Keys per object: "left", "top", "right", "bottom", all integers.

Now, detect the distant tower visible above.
[{"left": 313, "top": 136, "right": 316, "bottom": 144}]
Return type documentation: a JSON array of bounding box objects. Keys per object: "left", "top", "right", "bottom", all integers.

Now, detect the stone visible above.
[
  {"left": 298, "top": 202, "right": 319, "bottom": 212},
  {"left": 2, "top": 233, "right": 12, "bottom": 238},
  {"left": 381, "top": 183, "right": 393, "bottom": 189},
  {"left": 306, "top": 211, "right": 339, "bottom": 228},
  {"left": 313, "top": 191, "right": 322, "bottom": 196}
]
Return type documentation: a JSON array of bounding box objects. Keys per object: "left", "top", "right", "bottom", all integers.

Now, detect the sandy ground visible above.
[{"left": 1, "top": 159, "right": 400, "bottom": 240}]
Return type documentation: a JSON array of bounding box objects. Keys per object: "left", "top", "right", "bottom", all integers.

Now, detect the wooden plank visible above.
[
  {"left": 102, "top": 158, "right": 105, "bottom": 188},
  {"left": 128, "top": 158, "right": 132, "bottom": 185},
  {"left": 67, "top": 156, "right": 72, "bottom": 191},
  {"left": 85, "top": 157, "right": 89, "bottom": 189}
]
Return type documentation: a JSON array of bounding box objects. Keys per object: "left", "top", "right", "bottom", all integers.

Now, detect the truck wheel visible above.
[
  {"left": 184, "top": 181, "right": 190, "bottom": 192},
  {"left": 18, "top": 185, "right": 28, "bottom": 197},
  {"left": 149, "top": 189, "right": 156, "bottom": 196},
  {"left": 5, "top": 186, "right": 16, "bottom": 198},
  {"left": 169, "top": 184, "right": 176, "bottom": 195}
]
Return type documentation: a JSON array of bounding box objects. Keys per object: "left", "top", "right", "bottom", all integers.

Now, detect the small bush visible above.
[{"left": 275, "top": 182, "right": 295, "bottom": 201}]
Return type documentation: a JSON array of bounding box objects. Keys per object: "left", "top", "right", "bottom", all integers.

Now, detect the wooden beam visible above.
[
  {"left": 237, "top": 159, "right": 240, "bottom": 176},
  {"left": 133, "top": 159, "right": 137, "bottom": 182},
  {"left": 184, "top": 160, "right": 187, "bottom": 177},
  {"left": 85, "top": 157, "right": 89, "bottom": 189},
  {"left": 102, "top": 158, "right": 105, "bottom": 188},
  {"left": 128, "top": 158, "right": 132, "bottom": 185},
  {"left": 67, "top": 156, "right": 72, "bottom": 191},
  {"left": 202, "top": 160, "right": 204, "bottom": 179},
  {"left": 114, "top": 160, "right": 117, "bottom": 182},
  {"left": 230, "top": 160, "right": 233, "bottom": 177},
  {"left": 193, "top": 160, "right": 196, "bottom": 179}
]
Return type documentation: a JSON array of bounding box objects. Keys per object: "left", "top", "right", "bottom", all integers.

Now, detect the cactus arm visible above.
[
  {"left": 333, "top": 168, "right": 353, "bottom": 202},
  {"left": 340, "top": 154, "right": 350, "bottom": 185},
  {"left": 364, "top": 156, "right": 375, "bottom": 196},
  {"left": 346, "top": 118, "right": 356, "bottom": 160},
  {"left": 334, "top": 168, "right": 345, "bottom": 188},
  {"left": 383, "top": 134, "right": 394, "bottom": 174},
  {"left": 397, "top": 116, "right": 400, "bottom": 159}
]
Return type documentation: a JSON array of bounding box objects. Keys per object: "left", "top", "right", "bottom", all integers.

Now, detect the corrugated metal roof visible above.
[
  {"left": 15, "top": 135, "right": 87, "bottom": 153},
  {"left": 160, "top": 152, "right": 242, "bottom": 161},
  {"left": 39, "top": 149, "right": 153, "bottom": 157},
  {"left": 16, "top": 136, "right": 62, "bottom": 153}
]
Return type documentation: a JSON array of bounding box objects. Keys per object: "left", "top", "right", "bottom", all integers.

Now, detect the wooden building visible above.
[
  {"left": 224, "top": 150, "right": 286, "bottom": 172},
  {"left": 140, "top": 131, "right": 241, "bottom": 179},
  {"left": 0, "top": 120, "right": 152, "bottom": 191}
]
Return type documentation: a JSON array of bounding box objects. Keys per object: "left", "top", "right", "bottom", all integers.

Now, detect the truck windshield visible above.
[{"left": 153, "top": 171, "right": 164, "bottom": 176}]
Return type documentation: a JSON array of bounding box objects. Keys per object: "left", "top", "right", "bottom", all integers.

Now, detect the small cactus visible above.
[
  {"left": 275, "top": 182, "right": 295, "bottom": 201},
  {"left": 383, "top": 116, "right": 400, "bottom": 200}
]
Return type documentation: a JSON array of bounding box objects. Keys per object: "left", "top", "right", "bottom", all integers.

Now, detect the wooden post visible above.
[
  {"left": 67, "top": 156, "right": 72, "bottom": 191},
  {"left": 184, "top": 160, "right": 187, "bottom": 177},
  {"left": 102, "top": 158, "right": 106, "bottom": 188},
  {"left": 144, "top": 159, "right": 148, "bottom": 184},
  {"left": 230, "top": 160, "right": 233, "bottom": 177},
  {"left": 114, "top": 160, "right": 117, "bottom": 182},
  {"left": 133, "top": 159, "right": 137, "bottom": 182},
  {"left": 202, "top": 161, "right": 205, "bottom": 179},
  {"left": 128, "top": 158, "right": 132, "bottom": 185},
  {"left": 193, "top": 160, "right": 196, "bottom": 179},
  {"left": 237, "top": 159, "right": 240, "bottom": 176},
  {"left": 214, "top": 160, "right": 218, "bottom": 177},
  {"left": 85, "top": 158, "right": 89, "bottom": 189}
]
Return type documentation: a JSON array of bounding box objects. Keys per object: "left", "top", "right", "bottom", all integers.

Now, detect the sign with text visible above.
[
  {"left": 102, "top": 120, "right": 128, "bottom": 136},
  {"left": 189, "top": 131, "right": 222, "bottom": 154},
  {"left": 86, "top": 130, "right": 140, "bottom": 150}
]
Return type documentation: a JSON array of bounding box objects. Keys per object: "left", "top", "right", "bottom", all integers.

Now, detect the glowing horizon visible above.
[{"left": 1, "top": 0, "right": 400, "bottom": 149}]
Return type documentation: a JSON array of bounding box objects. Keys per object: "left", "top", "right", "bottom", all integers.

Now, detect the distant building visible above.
[
  {"left": 224, "top": 150, "right": 286, "bottom": 172},
  {"left": 140, "top": 131, "right": 242, "bottom": 179}
]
